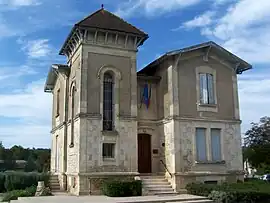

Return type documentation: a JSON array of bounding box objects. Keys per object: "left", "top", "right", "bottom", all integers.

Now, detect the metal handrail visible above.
[{"left": 160, "top": 160, "right": 172, "bottom": 178}]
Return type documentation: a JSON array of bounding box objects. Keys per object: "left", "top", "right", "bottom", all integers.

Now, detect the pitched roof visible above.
[
  {"left": 59, "top": 8, "right": 148, "bottom": 55},
  {"left": 138, "top": 41, "right": 252, "bottom": 75},
  {"left": 76, "top": 8, "right": 147, "bottom": 36},
  {"left": 44, "top": 64, "right": 70, "bottom": 92}
]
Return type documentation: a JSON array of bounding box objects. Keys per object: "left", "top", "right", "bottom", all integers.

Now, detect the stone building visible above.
[{"left": 44, "top": 7, "right": 252, "bottom": 195}]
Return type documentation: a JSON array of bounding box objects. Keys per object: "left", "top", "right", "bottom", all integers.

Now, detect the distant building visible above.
[{"left": 0, "top": 160, "right": 27, "bottom": 170}]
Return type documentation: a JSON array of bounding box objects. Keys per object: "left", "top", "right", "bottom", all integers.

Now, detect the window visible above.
[
  {"left": 196, "top": 128, "right": 207, "bottom": 162},
  {"left": 103, "top": 72, "right": 114, "bottom": 131},
  {"left": 102, "top": 143, "right": 115, "bottom": 159},
  {"left": 70, "top": 86, "right": 76, "bottom": 146},
  {"left": 199, "top": 73, "right": 215, "bottom": 104},
  {"left": 56, "top": 89, "right": 60, "bottom": 116},
  {"left": 211, "top": 129, "right": 221, "bottom": 161}
]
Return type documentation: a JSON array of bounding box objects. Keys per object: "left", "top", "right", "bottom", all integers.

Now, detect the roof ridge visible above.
[
  {"left": 75, "top": 8, "right": 103, "bottom": 26},
  {"left": 104, "top": 9, "right": 147, "bottom": 36}
]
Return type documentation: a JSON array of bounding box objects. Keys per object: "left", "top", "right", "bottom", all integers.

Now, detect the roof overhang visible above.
[
  {"left": 139, "top": 41, "right": 252, "bottom": 75},
  {"left": 59, "top": 25, "right": 149, "bottom": 56},
  {"left": 44, "top": 64, "right": 70, "bottom": 93}
]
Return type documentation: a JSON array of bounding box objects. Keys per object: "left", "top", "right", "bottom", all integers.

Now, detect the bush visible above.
[
  {"left": 4, "top": 171, "right": 49, "bottom": 191},
  {"left": 0, "top": 173, "right": 5, "bottom": 193},
  {"left": 186, "top": 182, "right": 270, "bottom": 203},
  {"left": 102, "top": 180, "right": 142, "bottom": 197},
  {"left": 2, "top": 186, "right": 36, "bottom": 202}
]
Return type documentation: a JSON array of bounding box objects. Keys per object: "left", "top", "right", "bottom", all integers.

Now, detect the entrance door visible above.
[{"left": 138, "top": 134, "right": 152, "bottom": 173}]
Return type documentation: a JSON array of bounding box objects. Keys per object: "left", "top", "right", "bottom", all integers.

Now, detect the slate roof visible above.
[
  {"left": 44, "top": 64, "right": 70, "bottom": 92},
  {"left": 59, "top": 8, "right": 148, "bottom": 55},
  {"left": 138, "top": 41, "right": 252, "bottom": 75},
  {"left": 76, "top": 8, "right": 147, "bottom": 36}
]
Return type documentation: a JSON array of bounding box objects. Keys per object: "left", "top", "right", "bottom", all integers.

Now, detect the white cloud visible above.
[
  {"left": 200, "top": 0, "right": 270, "bottom": 64},
  {"left": 173, "top": 11, "right": 215, "bottom": 31},
  {"left": 0, "top": 0, "right": 40, "bottom": 7},
  {"left": 238, "top": 70, "right": 270, "bottom": 133},
  {"left": 0, "top": 79, "right": 52, "bottom": 148},
  {"left": 115, "top": 0, "right": 202, "bottom": 18},
  {"left": 18, "top": 39, "right": 52, "bottom": 59}
]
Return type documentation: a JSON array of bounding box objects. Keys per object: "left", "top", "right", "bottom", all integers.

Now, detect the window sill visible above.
[
  {"left": 102, "top": 130, "right": 118, "bottom": 136},
  {"left": 197, "top": 103, "right": 218, "bottom": 112},
  {"left": 199, "top": 103, "right": 217, "bottom": 108},
  {"left": 195, "top": 160, "right": 226, "bottom": 165},
  {"left": 103, "top": 158, "right": 116, "bottom": 162}
]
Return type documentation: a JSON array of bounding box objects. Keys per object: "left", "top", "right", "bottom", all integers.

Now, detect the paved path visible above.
[{"left": 16, "top": 194, "right": 210, "bottom": 203}]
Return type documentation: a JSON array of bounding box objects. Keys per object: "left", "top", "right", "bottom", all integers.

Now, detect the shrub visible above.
[
  {"left": 102, "top": 180, "right": 142, "bottom": 197},
  {"left": 186, "top": 182, "right": 270, "bottom": 203},
  {"left": 0, "top": 173, "right": 5, "bottom": 193},
  {"left": 4, "top": 172, "right": 49, "bottom": 191},
  {"left": 1, "top": 186, "right": 36, "bottom": 202}
]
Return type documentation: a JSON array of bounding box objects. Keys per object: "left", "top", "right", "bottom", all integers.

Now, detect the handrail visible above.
[{"left": 160, "top": 160, "right": 172, "bottom": 178}]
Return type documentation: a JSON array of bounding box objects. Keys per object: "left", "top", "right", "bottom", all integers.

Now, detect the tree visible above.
[
  {"left": 24, "top": 157, "right": 37, "bottom": 172},
  {"left": 244, "top": 116, "right": 270, "bottom": 171}
]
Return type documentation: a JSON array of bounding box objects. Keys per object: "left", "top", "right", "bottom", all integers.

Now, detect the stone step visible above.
[
  {"left": 168, "top": 200, "right": 213, "bottom": 203},
  {"left": 145, "top": 185, "right": 172, "bottom": 189},
  {"left": 148, "top": 188, "right": 175, "bottom": 192},
  {"left": 140, "top": 176, "right": 165, "bottom": 179},
  {"left": 50, "top": 182, "right": 60, "bottom": 185},
  {"left": 142, "top": 179, "right": 169, "bottom": 183},
  {"left": 148, "top": 191, "right": 178, "bottom": 196}
]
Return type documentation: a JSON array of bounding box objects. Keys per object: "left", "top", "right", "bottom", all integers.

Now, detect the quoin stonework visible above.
[{"left": 44, "top": 7, "right": 252, "bottom": 195}]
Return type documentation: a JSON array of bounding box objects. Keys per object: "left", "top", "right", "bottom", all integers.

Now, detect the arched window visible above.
[
  {"left": 103, "top": 72, "right": 114, "bottom": 131},
  {"left": 70, "top": 86, "right": 76, "bottom": 146}
]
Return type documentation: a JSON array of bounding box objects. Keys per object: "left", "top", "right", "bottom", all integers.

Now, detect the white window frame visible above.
[
  {"left": 199, "top": 73, "right": 215, "bottom": 105},
  {"left": 193, "top": 125, "right": 224, "bottom": 163},
  {"left": 196, "top": 66, "right": 218, "bottom": 112}
]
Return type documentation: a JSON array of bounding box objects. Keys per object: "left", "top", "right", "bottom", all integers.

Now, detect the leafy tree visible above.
[
  {"left": 24, "top": 157, "right": 37, "bottom": 172},
  {"left": 0, "top": 142, "right": 50, "bottom": 172},
  {"left": 244, "top": 116, "right": 270, "bottom": 171}
]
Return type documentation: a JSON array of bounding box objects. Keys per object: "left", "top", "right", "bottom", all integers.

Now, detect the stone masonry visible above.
[{"left": 45, "top": 8, "right": 252, "bottom": 195}]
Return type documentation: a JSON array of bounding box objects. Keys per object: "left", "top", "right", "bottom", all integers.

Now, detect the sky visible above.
[{"left": 0, "top": 0, "right": 269, "bottom": 148}]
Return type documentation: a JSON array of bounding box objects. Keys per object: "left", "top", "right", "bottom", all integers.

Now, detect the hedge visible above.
[
  {"left": 0, "top": 172, "right": 49, "bottom": 192},
  {"left": 102, "top": 180, "right": 142, "bottom": 197},
  {"left": 186, "top": 181, "right": 270, "bottom": 203},
  {"left": 1, "top": 186, "right": 36, "bottom": 202}
]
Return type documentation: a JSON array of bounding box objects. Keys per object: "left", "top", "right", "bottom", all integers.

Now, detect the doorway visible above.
[{"left": 138, "top": 134, "right": 152, "bottom": 173}]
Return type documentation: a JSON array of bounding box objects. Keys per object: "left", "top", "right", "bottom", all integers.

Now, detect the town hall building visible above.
[{"left": 44, "top": 7, "right": 252, "bottom": 195}]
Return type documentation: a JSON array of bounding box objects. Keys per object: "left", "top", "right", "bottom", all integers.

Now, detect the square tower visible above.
[{"left": 45, "top": 7, "right": 148, "bottom": 195}]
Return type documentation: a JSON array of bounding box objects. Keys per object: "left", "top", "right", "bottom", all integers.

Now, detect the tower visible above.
[{"left": 58, "top": 8, "right": 148, "bottom": 195}]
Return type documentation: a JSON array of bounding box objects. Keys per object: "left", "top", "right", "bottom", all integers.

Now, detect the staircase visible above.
[
  {"left": 49, "top": 175, "right": 61, "bottom": 192},
  {"left": 141, "top": 175, "right": 184, "bottom": 196}
]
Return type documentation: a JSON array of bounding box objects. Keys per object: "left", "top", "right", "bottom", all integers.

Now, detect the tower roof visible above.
[
  {"left": 76, "top": 8, "right": 147, "bottom": 36},
  {"left": 59, "top": 8, "right": 148, "bottom": 55}
]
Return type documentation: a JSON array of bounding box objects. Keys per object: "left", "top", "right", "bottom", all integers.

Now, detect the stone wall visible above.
[
  {"left": 78, "top": 117, "right": 138, "bottom": 174},
  {"left": 66, "top": 119, "right": 80, "bottom": 174}
]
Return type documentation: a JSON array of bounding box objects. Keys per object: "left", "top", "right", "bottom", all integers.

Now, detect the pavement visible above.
[{"left": 14, "top": 194, "right": 211, "bottom": 203}]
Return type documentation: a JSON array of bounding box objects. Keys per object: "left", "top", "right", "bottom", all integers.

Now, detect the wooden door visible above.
[{"left": 138, "top": 134, "right": 152, "bottom": 173}]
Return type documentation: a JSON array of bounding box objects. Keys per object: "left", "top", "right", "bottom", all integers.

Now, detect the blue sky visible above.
[{"left": 0, "top": 0, "right": 269, "bottom": 148}]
